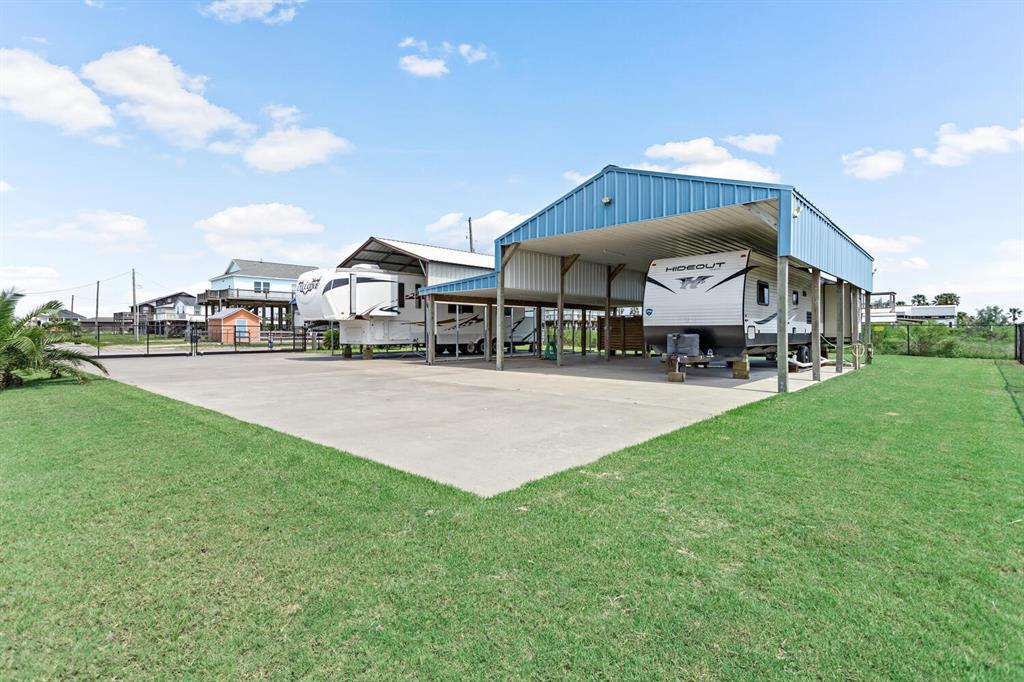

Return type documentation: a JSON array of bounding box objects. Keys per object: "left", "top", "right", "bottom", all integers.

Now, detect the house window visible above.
[
  {"left": 757, "top": 281, "right": 770, "bottom": 306},
  {"left": 415, "top": 284, "right": 421, "bottom": 309},
  {"left": 448, "top": 304, "right": 461, "bottom": 314},
  {"left": 398, "top": 282, "right": 405, "bottom": 309}
]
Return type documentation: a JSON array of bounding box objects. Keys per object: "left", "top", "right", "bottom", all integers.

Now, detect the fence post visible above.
[{"left": 906, "top": 324, "right": 911, "bottom": 356}]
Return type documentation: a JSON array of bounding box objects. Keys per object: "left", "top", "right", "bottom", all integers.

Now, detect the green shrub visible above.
[
  {"left": 322, "top": 329, "right": 340, "bottom": 350},
  {"left": 910, "top": 323, "right": 960, "bottom": 357}
]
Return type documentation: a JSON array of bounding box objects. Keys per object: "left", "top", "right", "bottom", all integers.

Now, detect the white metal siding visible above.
[
  {"left": 505, "top": 250, "right": 644, "bottom": 303},
  {"left": 427, "top": 263, "right": 492, "bottom": 287}
]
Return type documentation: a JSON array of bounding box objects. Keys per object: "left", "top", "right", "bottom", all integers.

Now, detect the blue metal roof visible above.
[{"left": 422, "top": 165, "right": 874, "bottom": 296}]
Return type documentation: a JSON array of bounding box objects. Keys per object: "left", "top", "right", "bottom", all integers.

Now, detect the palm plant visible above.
[
  {"left": 0, "top": 289, "right": 107, "bottom": 389},
  {"left": 1011, "top": 307, "right": 1022, "bottom": 324}
]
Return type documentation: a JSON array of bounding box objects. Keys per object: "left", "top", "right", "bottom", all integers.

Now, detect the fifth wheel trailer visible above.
[
  {"left": 295, "top": 264, "right": 536, "bottom": 353},
  {"left": 643, "top": 250, "right": 856, "bottom": 361}
]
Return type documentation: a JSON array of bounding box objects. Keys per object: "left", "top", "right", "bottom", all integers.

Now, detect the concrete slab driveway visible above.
[{"left": 95, "top": 353, "right": 846, "bottom": 496}]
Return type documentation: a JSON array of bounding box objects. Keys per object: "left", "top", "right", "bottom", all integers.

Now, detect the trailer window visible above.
[
  {"left": 447, "top": 304, "right": 460, "bottom": 314},
  {"left": 792, "top": 290, "right": 799, "bottom": 306},
  {"left": 757, "top": 281, "right": 770, "bottom": 306},
  {"left": 397, "top": 282, "right": 405, "bottom": 308}
]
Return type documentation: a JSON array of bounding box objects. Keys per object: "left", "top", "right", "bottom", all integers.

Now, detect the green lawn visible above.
[{"left": 1, "top": 357, "right": 1021, "bottom": 679}]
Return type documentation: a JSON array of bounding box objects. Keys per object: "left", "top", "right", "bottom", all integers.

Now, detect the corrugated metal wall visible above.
[
  {"left": 427, "top": 263, "right": 493, "bottom": 287},
  {"left": 789, "top": 192, "right": 873, "bottom": 291},
  {"left": 504, "top": 250, "right": 644, "bottom": 303}
]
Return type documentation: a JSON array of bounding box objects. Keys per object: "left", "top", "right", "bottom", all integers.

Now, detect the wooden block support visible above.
[
  {"left": 667, "top": 371, "right": 685, "bottom": 383},
  {"left": 731, "top": 356, "right": 750, "bottom": 380},
  {"left": 362, "top": 347, "right": 374, "bottom": 360}
]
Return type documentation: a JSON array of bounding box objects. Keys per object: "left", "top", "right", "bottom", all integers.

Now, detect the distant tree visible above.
[
  {"left": 933, "top": 293, "right": 960, "bottom": 306},
  {"left": 1010, "top": 307, "right": 1022, "bottom": 324},
  {"left": 911, "top": 294, "right": 929, "bottom": 306},
  {"left": 895, "top": 300, "right": 907, "bottom": 306},
  {"left": 974, "top": 306, "right": 1009, "bottom": 326},
  {"left": 956, "top": 311, "right": 973, "bottom": 327}
]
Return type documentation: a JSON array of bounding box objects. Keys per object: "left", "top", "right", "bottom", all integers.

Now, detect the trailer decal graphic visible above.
[
  {"left": 705, "top": 265, "right": 757, "bottom": 293},
  {"left": 645, "top": 276, "right": 676, "bottom": 294},
  {"left": 677, "top": 275, "right": 714, "bottom": 290}
]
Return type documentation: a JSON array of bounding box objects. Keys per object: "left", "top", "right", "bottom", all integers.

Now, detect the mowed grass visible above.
[{"left": 1, "top": 357, "right": 1021, "bottom": 679}]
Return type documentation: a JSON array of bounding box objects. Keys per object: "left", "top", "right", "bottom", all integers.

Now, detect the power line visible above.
[{"left": 16, "top": 270, "right": 132, "bottom": 296}]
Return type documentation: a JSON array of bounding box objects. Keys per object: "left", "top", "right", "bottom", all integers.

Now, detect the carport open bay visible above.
[{"left": 95, "top": 353, "right": 846, "bottom": 496}]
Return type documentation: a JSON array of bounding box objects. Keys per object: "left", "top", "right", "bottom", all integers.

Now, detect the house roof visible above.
[
  {"left": 340, "top": 237, "right": 494, "bottom": 273},
  {"left": 209, "top": 307, "right": 258, "bottom": 320},
  {"left": 218, "top": 259, "right": 317, "bottom": 280},
  {"left": 138, "top": 291, "right": 196, "bottom": 307},
  {"left": 58, "top": 309, "right": 85, "bottom": 320}
]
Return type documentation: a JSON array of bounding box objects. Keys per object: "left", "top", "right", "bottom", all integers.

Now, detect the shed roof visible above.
[
  {"left": 208, "top": 307, "right": 258, "bottom": 320},
  {"left": 220, "top": 259, "right": 316, "bottom": 280},
  {"left": 422, "top": 165, "right": 874, "bottom": 298},
  {"left": 340, "top": 237, "right": 494, "bottom": 273}
]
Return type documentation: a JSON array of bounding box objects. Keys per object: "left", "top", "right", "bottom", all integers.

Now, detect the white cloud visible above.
[
  {"left": 264, "top": 103, "right": 300, "bottom": 125},
  {"left": 32, "top": 209, "right": 149, "bottom": 252},
  {"left": 0, "top": 180, "right": 12, "bottom": 192},
  {"left": 914, "top": 239, "right": 1024, "bottom": 311},
  {"left": 643, "top": 137, "right": 780, "bottom": 182},
  {"left": 23, "top": 36, "right": 48, "bottom": 44},
  {"left": 874, "top": 256, "right": 929, "bottom": 273},
  {"left": 399, "top": 54, "right": 449, "bottom": 78},
  {"left": 646, "top": 137, "right": 731, "bottom": 164},
  {"left": 426, "top": 209, "right": 527, "bottom": 248},
  {"left": 203, "top": 0, "right": 304, "bottom": 24},
  {"left": 841, "top": 147, "right": 905, "bottom": 180},
  {"left": 398, "top": 36, "right": 428, "bottom": 52},
  {"left": 0, "top": 265, "right": 60, "bottom": 293},
  {"left": 195, "top": 203, "right": 343, "bottom": 263},
  {"left": 851, "top": 234, "right": 921, "bottom": 255},
  {"left": 912, "top": 120, "right": 1024, "bottom": 167},
  {"left": 0, "top": 49, "right": 114, "bottom": 134},
  {"left": 721, "top": 133, "right": 781, "bottom": 155},
  {"left": 563, "top": 170, "right": 593, "bottom": 184},
  {"left": 84, "top": 0, "right": 103, "bottom": 7},
  {"left": 458, "top": 43, "right": 488, "bottom": 64},
  {"left": 82, "top": 45, "right": 254, "bottom": 149},
  {"left": 243, "top": 125, "right": 353, "bottom": 172}
]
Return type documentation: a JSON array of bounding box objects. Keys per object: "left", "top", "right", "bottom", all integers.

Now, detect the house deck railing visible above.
[{"left": 198, "top": 288, "right": 294, "bottom": 304}]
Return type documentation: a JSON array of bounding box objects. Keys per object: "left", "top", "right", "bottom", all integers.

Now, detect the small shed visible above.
[{"left": 208, "top": 308, "right": 260, "bottom": 344}]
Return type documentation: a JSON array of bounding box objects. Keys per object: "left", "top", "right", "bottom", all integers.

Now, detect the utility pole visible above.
[
  {"left": 467, "top": 216, "right": 475, "bottom": 253},
  {"left": 95, "top": 280, "right": 100, "bottom": 347},
  {"left": 70, "top": 294, "right": 75, "bottom": 314},
  {"left": 132, "top": 268, "right": 139, "bottom": 342}
]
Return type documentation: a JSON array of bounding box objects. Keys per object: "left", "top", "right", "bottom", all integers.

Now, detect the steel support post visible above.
[{"left": 776, "top": 255, "right": 790, "bottom": 393}]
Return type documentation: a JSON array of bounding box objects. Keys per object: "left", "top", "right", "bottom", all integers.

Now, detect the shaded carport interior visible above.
[{"left": 417, "top": 166, "right": 875, "bottom": 392}]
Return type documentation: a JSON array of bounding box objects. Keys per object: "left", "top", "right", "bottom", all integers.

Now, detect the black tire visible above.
[
  {"left": 797, "top": 344, "right": 811, "bottom": 364},
  {"left": 458, "top": 343, "right": 475, "bottom": 356}
]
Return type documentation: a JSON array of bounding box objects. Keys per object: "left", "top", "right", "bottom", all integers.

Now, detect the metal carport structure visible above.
[{"left": 418, "top": 166, "right": 874, "bottom": 392}]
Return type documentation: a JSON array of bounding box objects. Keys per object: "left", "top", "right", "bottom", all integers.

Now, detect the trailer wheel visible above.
[
  {"left": 797, "top": 344, "right": 811, "bottom": 364},
  {"left": 459, "top": 343, "right": 475, "bottom": 356}
]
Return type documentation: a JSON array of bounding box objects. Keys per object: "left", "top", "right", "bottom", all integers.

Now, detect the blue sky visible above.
[{"left": 1, "top": 0, "right": 1022, "bottom": 315}]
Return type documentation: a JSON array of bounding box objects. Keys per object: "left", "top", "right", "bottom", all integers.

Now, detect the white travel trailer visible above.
[
  {"left": 643, "top": 250, "right": 854, "bottom": 361},
  {"left": 295, "top": 264, "right": 536, "bottom": 354}
]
